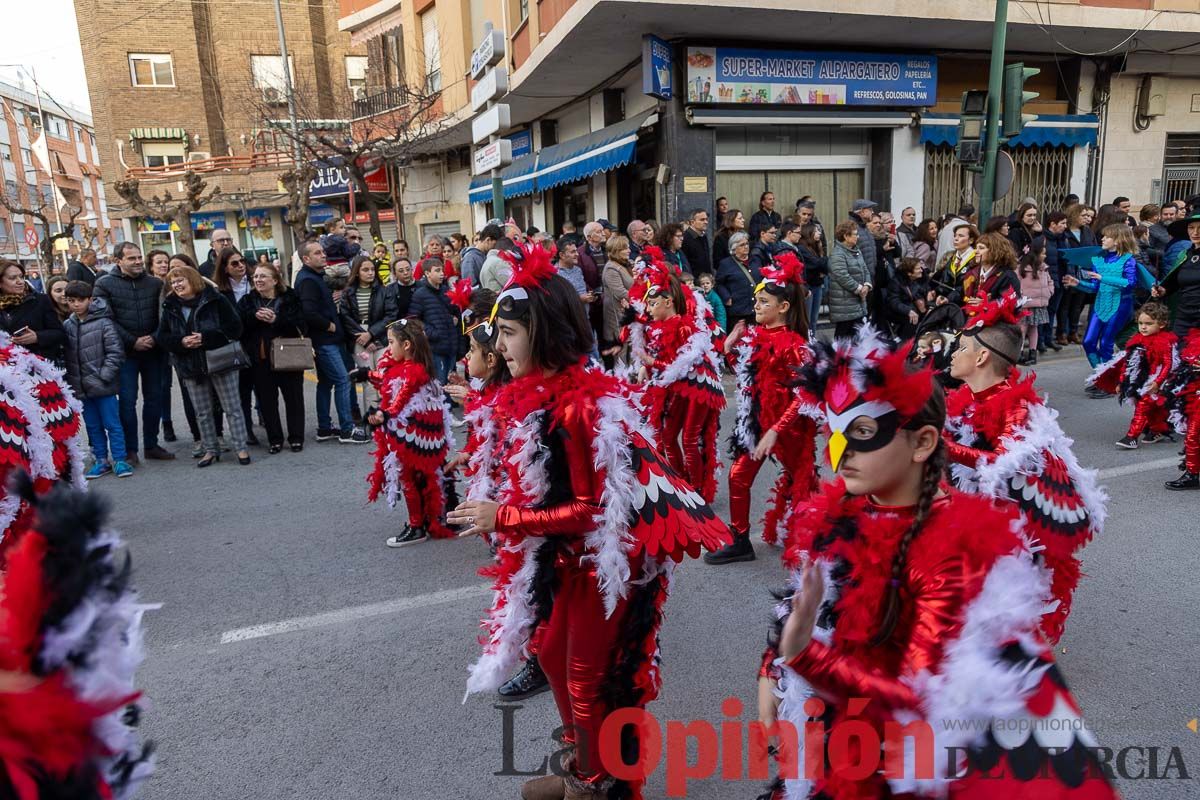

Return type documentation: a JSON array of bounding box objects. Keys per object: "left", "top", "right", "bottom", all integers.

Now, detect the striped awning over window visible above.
[{"left": 129, "top": 127, "right": 187, "bottom": 142}]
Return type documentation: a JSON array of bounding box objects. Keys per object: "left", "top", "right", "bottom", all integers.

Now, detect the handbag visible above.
[
  {"left": 205, "top": 340, "right": 251, "bottom": 375},
  {"left": 269, "top": 337, "right": 315, "bottom": 371}
]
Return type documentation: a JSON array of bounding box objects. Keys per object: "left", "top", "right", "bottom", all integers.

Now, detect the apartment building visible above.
[
  {"left": 339, "top": 0, "right": 1200, "bottom": 239},
  {"left": 0, "top": 81, "right": 113, "bottom": 266},
  {"left": 74, "top": 0, "right": 368, "bottom": 262}
]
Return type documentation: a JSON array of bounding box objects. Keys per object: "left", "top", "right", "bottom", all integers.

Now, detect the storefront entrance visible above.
[{"left": 716, "top": 169, "right": 865, "bottom": 232}]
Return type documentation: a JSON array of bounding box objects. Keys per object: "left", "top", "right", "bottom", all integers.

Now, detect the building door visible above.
[
  {"left": 715, "top": 170, "right": 864, "bottom": 232},
  {"left": 552, "top": 180, "right": 589, "bottom": 238}
]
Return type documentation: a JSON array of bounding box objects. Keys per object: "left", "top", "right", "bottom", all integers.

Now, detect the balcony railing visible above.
[
  {"left": 352, "top": 86, "right": 411, "bottom": 120},
  {"left": 124, "top": 150, "right": 296, "bottom": 179}
]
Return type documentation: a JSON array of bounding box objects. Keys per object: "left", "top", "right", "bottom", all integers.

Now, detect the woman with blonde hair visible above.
[{"left": 600, "top": 234, "right": 634, "bottom": 367}]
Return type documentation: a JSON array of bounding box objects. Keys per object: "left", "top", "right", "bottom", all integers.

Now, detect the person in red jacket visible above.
[
  {"left": 707, "top": 251, "right": 819, "bottom": 565},
  {"left": 1163, "top": 327, "right": 1200, "bottom": 489},
  {"left": 363, "top": 318, "right": 453, "bottom": 547},
  {"left": 636, "top": 262, "right": 725, "bottom": 502},
  {"left": 757, "top": 330, "right": 1117, "bottom": 800},
  {"left": 449, "top": 257, "right": 728, "bottom": 800},
  {"left": 1087, "top": 301, "right": 1178, "bottom": 449},
  {"left": 944, "top": 292, "right": 1106, "bottom": 643}
]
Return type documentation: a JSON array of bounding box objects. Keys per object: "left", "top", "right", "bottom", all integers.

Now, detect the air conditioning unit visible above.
[
  {"left": 188, "top": 151, "right": 212, "bottom": 162},
  {"left": 261, "top": 87, "right": 284, "bottom": 105},
  {"left": 351, "top": 85, "right": 368, "bottom": 101}
]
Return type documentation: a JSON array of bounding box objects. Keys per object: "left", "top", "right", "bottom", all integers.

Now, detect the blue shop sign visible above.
[
  {"left": 505, "top": 129, "right": 532, "bottom": 159},
  {"left": 642, "top": 35, "right": 672, "bottom": 100},
  {"left": 309, "top": 161, "right": 352, "bottom": 199},
  {"left": 307, "top": 203, "right": 337, "bottom": 226},
  {"left": 685, "top": 46, "right": 936, "bottom": 107}
]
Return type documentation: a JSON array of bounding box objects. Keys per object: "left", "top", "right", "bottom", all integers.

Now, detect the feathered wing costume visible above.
[
  {"left": 944, "top": 294, "right": 1106, "bottom": 644},
  {"left": 1086, "top": 329, "right": 1178, "bottom": 439},
  {"left": 365, "top": 351, "right": 454, "bottom": 538},
  {"left": 464, "top": 245, "right": 729, "bottom": 798},
  {"left": 639, "top": 261, "right": 726, "bottom": 502},
  {"left": 761, "top": 329, "right": 1117, "bottom": 800},
  {"left": 1164, "top": 330, "right": 1200, "bottom": 475},
  {"left": 727, "top": 252, "right": 820, "bottom": 545},
  {"left": 0, "top": 337, "right": 84, "bottom": 561},
  {"left": 0, "top": 476, "right": 155, "bottom": 800}
]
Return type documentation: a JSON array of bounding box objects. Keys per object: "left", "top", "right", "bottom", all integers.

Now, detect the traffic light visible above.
[
  {"left": 1003, "top": 63, "right": 1040, "bottom": 138},
  {"left": 956, "top": 90, "right": 988, "bottom": 166}
]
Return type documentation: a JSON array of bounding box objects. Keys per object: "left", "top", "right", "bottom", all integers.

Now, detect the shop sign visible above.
[
  {"left": 505, "top": 129, "right": 532, "bottom": 159},
  {"left": 308, "top": 204, "right": 337, "bottom": 226},
  {"left": 471, "top": 67, "right": 509, "bottom": 112},
  {"left": 683, "top": 176, "right": 708, "bottom": 193},
  {"left": 472, "top": 104, "right": 511, "bottom": 145},
  {"left": 473, "top": 139, "right": 513, "bottom": 176},
  {"left": 190, "top": 211, "right": 227, "bottom": 232},
  {"left": 471, "top": 27, "right": 505, "bottom": 81},
  {"left": 685, "top": 47, "right": 936, "bottom": 107},
  {"left": 309, "top": 160, "right": 390, "bottom": 199},
  {"left": 343, "top": 209, "right": 397, "bottom": 223},
  {"left": 642, "top": 35, "right": 673, "bottom": 101}
]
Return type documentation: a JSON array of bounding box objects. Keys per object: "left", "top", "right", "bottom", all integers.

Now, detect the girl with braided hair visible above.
[{"left": 756, "top": 326, "right": 1117, "bottom": 800}]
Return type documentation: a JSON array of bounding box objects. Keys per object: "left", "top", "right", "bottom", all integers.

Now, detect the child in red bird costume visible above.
[
  {"left": 1163, "top": 328, "right": 1200, "bottom": 490},
  {"left": 364, "top": 318, "right": 454, "bottom": 547},
  {"left": 0, "top": 476, "right": 154, "bottom": 800},
  {"left": 0, "top": 334, "right": 84, "bottom": 564},
  {"left": 1087, "top": 301, "right": 1178, "bottom": 450},
  {"left": 757, "top": 327, "right": 1118, "bottom": 800},
  {"left": 945, "top": 292, "right": 1106, "bottom": 643},
  {"left": 635, "top": 262, "right": 725, "bottom": 502},
  {"left": 707, "top": 250, "right": 819, "bottom": 566},
  {"left": 449, "top": 242, "right": 729, "bottom": 800}
]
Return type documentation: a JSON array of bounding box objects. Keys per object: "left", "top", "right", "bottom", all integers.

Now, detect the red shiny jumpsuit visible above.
[
  {"left": 763, "top": 486, "right": 1118, "bottom": 800},
  {"left": 727, "top": 325, "right": 818, "bottom": 544},
  {"left": 643, "top": 314, "right": 725, "bottom": 502},
  {"left": 492, "top": 369, "right": 635, "bottom": 786},
  {"left": 1174, "top": 331, "right": 1200, "bottom": 474}
]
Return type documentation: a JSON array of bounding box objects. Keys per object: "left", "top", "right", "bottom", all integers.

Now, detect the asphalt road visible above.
[{"left": 99, "top": 347, "right": 1199, "bottom": 800}]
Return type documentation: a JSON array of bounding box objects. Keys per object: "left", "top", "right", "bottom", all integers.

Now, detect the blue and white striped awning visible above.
[
  {"left": 919, "top": 113, "right": 1099, "bottom": 148},
  {"left": 469, "top": 111, "right": 657, "bottom": 204}
]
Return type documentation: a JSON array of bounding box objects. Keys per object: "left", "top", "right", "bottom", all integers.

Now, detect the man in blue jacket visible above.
[
  {"left": 408, "top": 258, "right": 459, "bottom": 383},
  {"left": 294, "top": 242, "right": 367, "bottom": 443}
]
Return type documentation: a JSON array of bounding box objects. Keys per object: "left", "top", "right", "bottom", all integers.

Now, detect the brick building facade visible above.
[
  {"left": 73, "top": 0, "right": 367, "bottom": 263},
  {"left": 0, "top": 81, "right": 113, "bottom": 268}
]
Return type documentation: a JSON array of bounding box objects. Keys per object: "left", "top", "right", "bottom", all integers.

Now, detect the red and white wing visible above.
[{"left": 626, "top": 432, "right": 730, "bottom": 562}]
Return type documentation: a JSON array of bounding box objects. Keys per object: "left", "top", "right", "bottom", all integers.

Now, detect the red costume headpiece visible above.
[
  {"left": 447, "top": 278, "right": 474, "bottom": 312},
  {"left": 492, "top": 241, "right": 558, "bottom": 322},
  {"left": 799, "top": 325, "right": 934, "bottom": 471},
  {"left": 756, "top": 250, "right": 806, "bottom": 296},
  {"left": 962, "top": 290, "right": 1028, "bottom": 333}
]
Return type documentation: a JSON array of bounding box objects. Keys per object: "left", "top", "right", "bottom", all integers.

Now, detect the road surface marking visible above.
[
  {"left": 219, "top": 583, "right": 491, "bottom": 644},
  {"left": 1096, "top": 457, "right": 1180, "bottom": 481}
]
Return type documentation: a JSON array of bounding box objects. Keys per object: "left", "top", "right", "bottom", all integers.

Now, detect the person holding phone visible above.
[{"left": 0, "top": 260, "right": 65, "bottom": 363}]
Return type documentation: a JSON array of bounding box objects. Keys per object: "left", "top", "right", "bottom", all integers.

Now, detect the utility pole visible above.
[
  {"left": 271, "top": 0, "right": 303, "bottom": 169},
  {"left": 979, "top": 0, "right": 1009, "bottom": 219}
]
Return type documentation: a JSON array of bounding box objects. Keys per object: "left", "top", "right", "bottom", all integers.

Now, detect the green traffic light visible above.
[{"left": 1002, "top": 63, "right": 1040, "bottom": 138}]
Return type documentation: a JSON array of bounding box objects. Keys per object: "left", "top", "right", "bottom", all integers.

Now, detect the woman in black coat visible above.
[
  {"left": 156, "top": 265, "right": 250, "bottom": 467},
  {"left": 338, "top": 255, "right": 398, "bottom": 413},
  {"left": 884, "top": 257, "right": 932, "bottom": 340},
  {"left": 213, "top": 247, "right": 260, "bottom": 446},
  {"left": 0, "top": 260, "right": 66, "bottom": 363},
  {"left": 240, "top": 263, "right": 308, "bottom": 454}
]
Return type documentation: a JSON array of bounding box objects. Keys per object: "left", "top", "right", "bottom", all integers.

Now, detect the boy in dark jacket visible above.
[
  {"left": 407, "top": 259, "right": 459, "bottom": 382},
  {"left": 63, "top": 281, "right": 131, "bottom": 479}
]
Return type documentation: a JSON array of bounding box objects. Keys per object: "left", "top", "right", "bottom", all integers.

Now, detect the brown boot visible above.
[
  {"left": 520, "top": 774, "right": 565, "bottom": 800},
  {"left": 563, "top": 775, "right": 612, "bottom": 800}
]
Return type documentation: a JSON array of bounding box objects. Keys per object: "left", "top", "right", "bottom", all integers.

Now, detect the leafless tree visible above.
[
  {"left": 245, "top": 74, "right": 450, "bottom": 243},
  {"left": 0, "top": 187, "right": 85, "bottom": 271},
  {"left": 279, "top": 162, "right": 318, "bottom": 243},
  {"left": 113, "top": 171, "right": 222, "bottom": 260}
]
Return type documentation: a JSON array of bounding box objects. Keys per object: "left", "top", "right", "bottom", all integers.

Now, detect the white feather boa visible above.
[
  {"left": 375, "top": 379, "right": 450, "bottom": 506},
  {"left": 39, "top": 526, "right": 161, "bottom": 798},
  {"left": 731, "top": 338, "right": 757, "bottom": 454},
  {"left": 774, "top": 541, "right": 1058, "bottom": 799},
  {"left": 948, "top": 401, "right": 1107, "bottom": 537},
  {"left": 466, "top": 377, "right": 664, "bottom": 695}
]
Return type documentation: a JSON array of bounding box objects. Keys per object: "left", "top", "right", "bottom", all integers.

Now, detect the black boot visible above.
[
  {"left": 498, "top": 655, "right": 551, "bottom": 700},
  {"left": 1165, "top": 472, "right": 1200, "bottom": 491},
  {"left": 704, "top": 530, "right": 756, "bottom": 565},
  {"left": 162, "top": 421, "right": 177, "bottom": 442}
]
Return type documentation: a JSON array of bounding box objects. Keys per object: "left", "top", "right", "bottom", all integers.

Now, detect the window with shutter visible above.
[{"left": 420, "top": 10, "right": 441, "bottom": 93}]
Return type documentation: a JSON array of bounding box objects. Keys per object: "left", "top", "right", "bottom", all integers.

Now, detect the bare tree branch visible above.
[
  {"left": 113, "top": 171, "right": 222, "bottom": 260},
  {"left": 0, "top": 187, "right": 86, "bottom": 269}
]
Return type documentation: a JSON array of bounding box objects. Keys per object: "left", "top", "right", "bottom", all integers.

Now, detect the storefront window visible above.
[
  {"left": 136, "top": 219, "right": 175, "bottom": 254},
  {"left": 482, "top": 197, "right": 532, "bottom": 232}
]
